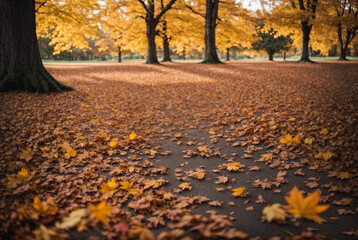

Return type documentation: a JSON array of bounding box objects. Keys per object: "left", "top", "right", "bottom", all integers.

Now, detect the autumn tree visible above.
[
  {"left": 0, "top": 0, "right": 72, "bottom": 93},
  {"left": 265, "top": 0, "right": 318, "bottom": 62},
  {"left": 136, "top": 0, "right": 177, "bottom": 64},
  {"left": 252, "top": 24, "right": 292, "bottom": 61},
  {"left": 216, "top": 0, "right": 255, "bottom": 61},
  {"left": 331, "top": 0, "right": 358, "bottom": 60},
  {"left": 36, "top": 0, "right": 100, "bottom": 55},
  {"left": 187, "top": 0, "right": 222, "bottom": 63}
]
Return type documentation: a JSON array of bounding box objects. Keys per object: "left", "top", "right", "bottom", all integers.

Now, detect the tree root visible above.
[
  {"left": 297, "top": 59, "right": 316, "bottom": 63},
  {"left": 0, "top": 68, "right": 73, "bottom": 93},
  {"left": 200, "top": 59, "right": 223, "bottom": 64}
]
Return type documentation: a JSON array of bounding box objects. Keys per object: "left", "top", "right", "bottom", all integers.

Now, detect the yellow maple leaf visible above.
[
  {"left": 163, "top": 192, "right": 174, "bottom": 200},
  {"left": 314, "top": 152, "right": 323, "bottom": 159},
  {"left": 285, "top": 186, "right": 329, "bottom": 224},
  {"left": 20, "top": 148, "right": 34, "bottom": 161},
  {"left": 17, "top": 167, "right": 29, "bottom": 179},
  {"left": 119, "top": 181, "right": 133, "bottom": 190},
  {"left": 109, "top": 140, "right": 117, "bottom": 148},
  {"left": 261, "top": 153, "right": 273, "bottom": 161},
  {"left": 33, "top": 196, "right": 58, "bottom": 216},
  {"left": 320, "top": 128, "right": 329, "bottom": 135},
  {"left": 89, "top": 201, "right": 113, "bottom": 225},
  {"left": 33, "top": 196, "right": 44, "bottom": 212},
  {"left": 192, "top": 169, "right": 206, "bottom": 180},
  {"left": 64, "top": 147, "right": 77, "bottom": 159},
  {"left": 322, "top": 152, "right": 333, "bottom": 161},
  {"left": 262, "top": 203, "right": 286, "bottom": 222},
  {"left": 100, "top": 178, "right": 116, "bottom": 194},
  {"left": 304, "top": 138, "right": 313, "bottom": 145},
  {"left": 280, "top": 134, "right": 293, "bottom": 145},
  {"left": 128, "top": 188, "right": 142, "bottom": 197},
  {"left": 232, "top": 187, "right": 246, "bottom": 197},
  {"left": 339, "top": 172, "right": 351, "bottom": 180},
  {"left": 227, "top": 162, "right": 242, "bottom": 172},
  {"left": 178, "top": 182, "right": 192, "bottom": 190},
  {"left": 293, "top": 136, "right": 301, "bottom": 145},
  {"left": 288, "top": 117, "right": 296, "bottom": 122},
  {"left": 197, "top": 146, "right": 208, "bottom": 153},
  {"left": 97, "top": 132, "right": 108, "bottom": 139},
  {"left": 40, "top": 147, "right": 51, "bottom": 153},
  {"left": 144, "top": 179, "right": 160, "bottom": 189},
  {"left": 129, "top": 132, "right": 137, "bottom": 141}
]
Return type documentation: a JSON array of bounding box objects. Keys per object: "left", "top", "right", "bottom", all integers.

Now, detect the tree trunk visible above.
[
  {"left": 145, "top": 9, "right": 159, "bottom": 64},
  {"left": 118, "top": 46, "right": 122, "bottom": 62},
  {"left": 202, "top": 0, "right": 221, "bottom": 64},
  {"left": 0, "top": 0, "right": 72, "bottom": 93},
  {"left": 161, "top": 20, "right": 171, "bottom": 62},
  {"left": 300, "top": 21, "right": 313, "bottom": 62},
  {"left": 162, "top": 36, "right": 171, "bottom": 62},
  {"left": 339, "top": 45, "right": 348, "bottom": 60},
  {"left": 268, "top": 51, "right": 274, "bottom": 61},
  {"left": 283, "top": 52, "right": 286, "bottom": 61},
  {"left": 182, "top": 48, "right": 186, "bottom": 60},
  {"left": 337, "top": 24, "right": 349, "bottom": 61},
  {"left": 226, "top": 48, "right": 230, "bottom": 61}
]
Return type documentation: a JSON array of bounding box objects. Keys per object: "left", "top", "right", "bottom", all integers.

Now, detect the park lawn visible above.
[{"left": 0, "top": 61, "right": 357, "bottom": 239}]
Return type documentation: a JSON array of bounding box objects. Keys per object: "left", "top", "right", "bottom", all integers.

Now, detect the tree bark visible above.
[
  {"left": 300, "top": 21, "right": 312, "bottom": 62},
  {"left": 226, "top": 48, "right": 230, "bottom": 61},
  {"left": 0, "top": 0, "right": 72, "bottom": 93},
  {"left": 337, "top": 23, "right": 350, "bottom": 61},
  {"left": 161, "top": 20, "right": 171, "bottom": 62},
  {"left": 118, "top": 46, "right": 122, "bottom": 62},
  {"left": 162, "top": 37, "right": 171, "bottom": 62},
  {"left": 202, "top": 0, "right": 221, "bottom": 64},
  {"left": 268, "top": 51, "right": 274, "bottom": 61},
  {"left": 146, "top": 18, "right": 159, "bottom": 64}
]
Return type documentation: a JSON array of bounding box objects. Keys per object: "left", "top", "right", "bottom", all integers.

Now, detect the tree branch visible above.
[
  {"left": 35, "top": 0, "right": 48, "bottom": 13},
  {"left": 137, "top": 0, "right": 149, "bottom": 13},
  {"left": 155, "top": 0, "right": 177, "bottom": 23},
  {"left": 186, "top": 5, "right": 205, "bottom": 18}
]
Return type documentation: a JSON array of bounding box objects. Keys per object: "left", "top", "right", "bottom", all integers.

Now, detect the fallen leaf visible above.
[
  {"left": 262, "top": 203, "right": 286, "bottom": 222},
  {"left": 285, "top": 186, "right": 330, "bottom": 224},
  {"left": 89, "top": 201, "right": 113, "bottom": 225}
]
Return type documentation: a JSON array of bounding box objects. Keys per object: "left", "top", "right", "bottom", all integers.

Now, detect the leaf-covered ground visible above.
[{"left": 0, "top": 61, "right": 358, "bottom": 240}]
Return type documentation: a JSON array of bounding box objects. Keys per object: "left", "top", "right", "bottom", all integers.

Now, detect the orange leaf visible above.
[{"left": 285, "top": 186, "right": 329, "bottom": 224}]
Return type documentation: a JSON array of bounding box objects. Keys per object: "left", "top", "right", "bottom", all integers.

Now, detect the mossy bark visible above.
[{"left": 0, "top": 0, "right": 73, "bottom": 93}]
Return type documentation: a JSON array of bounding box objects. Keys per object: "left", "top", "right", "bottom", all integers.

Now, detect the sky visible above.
[{"left": 241, "top": 0, "right": 261, "bottom": 11}]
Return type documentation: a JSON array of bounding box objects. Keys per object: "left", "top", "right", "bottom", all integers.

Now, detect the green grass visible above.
[{"left": 42, "top": 56, "right": 358, "bottom": 66}]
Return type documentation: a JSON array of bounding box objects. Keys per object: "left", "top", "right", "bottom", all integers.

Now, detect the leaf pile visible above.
[{"left": 0, "top": 62, "right": 357, "bottom": 239}]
